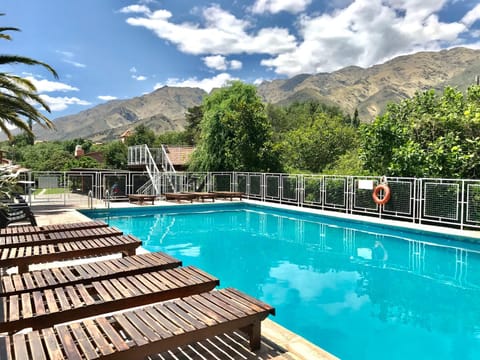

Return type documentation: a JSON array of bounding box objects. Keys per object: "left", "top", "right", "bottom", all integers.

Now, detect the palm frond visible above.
[{"left": 0, "top": 55, "right": 58, "bottom": 78}]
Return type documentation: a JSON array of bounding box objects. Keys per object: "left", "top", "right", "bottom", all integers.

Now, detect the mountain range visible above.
[{"left": 33, "top": 47, "right": 480, "bottom": 142}]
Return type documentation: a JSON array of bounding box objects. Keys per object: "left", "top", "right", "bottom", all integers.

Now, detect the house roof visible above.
[{"left": 164, "top": 146, "right": 195, "bottom": 166}]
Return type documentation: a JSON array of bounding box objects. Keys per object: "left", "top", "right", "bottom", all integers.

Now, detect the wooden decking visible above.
[
  {"left": 0, "top": 220, "right": 108, "bottom": 236},
  {"left": 0, "top": 226, "right": 123, "bottom": 249},
  {"left": 0, "top": 288, "right": 275, "bottom": 359},
  {"left": 0, "top": 252, "right": 182, "bottom": 296},
  {"left": 0, "top": 217, "right": 279, "bottom": 360},
  {"left": 0, "top": 266, "right": 219, "bottom": 334},
  {"left": 0, "top": 235, "right": 141, "bottom": 273}
]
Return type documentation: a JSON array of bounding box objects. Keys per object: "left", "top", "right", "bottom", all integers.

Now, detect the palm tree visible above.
[{"left": 0, "top": 15, "right": 58, "bottom": 140}]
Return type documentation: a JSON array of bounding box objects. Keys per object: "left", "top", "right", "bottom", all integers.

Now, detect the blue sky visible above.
[{"left": 2, "top": 0, "right": 480, "bottom": 119}]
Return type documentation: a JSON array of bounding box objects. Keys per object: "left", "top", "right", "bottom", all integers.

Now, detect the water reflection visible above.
[{"left": 103, "top": 208, "right": 480, "bottom": 359}]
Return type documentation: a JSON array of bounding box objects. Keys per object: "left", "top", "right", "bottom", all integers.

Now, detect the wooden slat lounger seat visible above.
[
  {"left": 0, "top": 288, "right": 275, "bottom": 359},
  {"left": 164, "top": 192, "right": 196, "bottom": 203},
  {"left": 0, "top": 235, "right": 141, "bottom": 274},
  {"left": 0, "top": 252, "right": 182, "bottom": 296},
  {"left": 213, "top": 191, "right": 244, "bottom": 200},
  {"left": 0, "top": 226, "right": 123, "bottom": 249},
  {"left": 0, "top": 220, "right": 108, "bottom": 236},
  {"left": 184, "top": 192, "right": 216, "bottom": 202},
  {"left": 128, "top": 194, "right": 156, "bottom": 205},
  {"left": 0, "top": 266, "right": 219, "bottom": 334}
]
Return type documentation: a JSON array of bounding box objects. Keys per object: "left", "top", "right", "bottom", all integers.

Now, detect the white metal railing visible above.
[{"left": 20, "top": 170, "right": 480, "bottom": 230}]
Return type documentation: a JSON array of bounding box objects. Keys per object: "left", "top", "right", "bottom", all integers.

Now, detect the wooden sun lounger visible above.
[
  {"left": 0, "top": 266, "right": 219, "bottom": 334},
  {"left": 128, "top": 194, "right": 156, "bottom": 205},
  {"left": 184, "top": 192, "right": 216, "bottom": 202},
  {"left": 213, "top": 191, "right": 244, "bottom": 200},
  {"left": 0, "top": 252, "right": 182, "bottom": 297},
  {"left": 164, "top": 192, "right": 196, "bottom": 203},
  {"left": 0, "top": 235, "right": 141, "bottom": 274},
  {"left": 0, "top": 220, "right": 108, "bottom": 237},
  {"left": 0, "top": 288, "right": 275, "bottom": 359},
  {"left": 0, "top": 226, "right": 123, "bottom": 249}
]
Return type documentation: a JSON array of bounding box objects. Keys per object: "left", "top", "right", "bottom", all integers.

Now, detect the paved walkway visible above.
[{"left": 27, "top": 202, "right": 339, "bottom": 360}]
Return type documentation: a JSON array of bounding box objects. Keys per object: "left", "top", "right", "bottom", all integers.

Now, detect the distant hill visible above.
[
  {"left": 31, "top": 47, "right": 480, "bottom": 142},
  {"left": 256, "top": 47, "right": 480, "bottom": 120},
  {"left": 34, "top": 86, "right": 206, "bottom": 142}
]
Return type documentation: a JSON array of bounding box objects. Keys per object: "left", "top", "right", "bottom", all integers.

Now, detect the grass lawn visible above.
[{"left": 33, "top": 187, "right": 66, "bottom": 195}]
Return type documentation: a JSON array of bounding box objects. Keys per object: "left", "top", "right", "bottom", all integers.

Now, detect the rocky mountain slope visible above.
[
  {"left": 257, "top": 47, "right": 480, "bottom": 120},
  {"left": 34, "top": 47, "right": 480, "bottom": 142},
  {"left": 35, "top": 86, "right": 206, "bottom": 141}
]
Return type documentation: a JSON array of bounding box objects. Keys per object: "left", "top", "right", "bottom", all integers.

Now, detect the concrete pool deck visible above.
[{"left": 23, "top": 201, "right": 340, "bottom": 360}]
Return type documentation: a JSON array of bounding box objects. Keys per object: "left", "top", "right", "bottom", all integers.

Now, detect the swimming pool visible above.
[{"left": 82, "top": 203, "right": 480, "bottom": 359}]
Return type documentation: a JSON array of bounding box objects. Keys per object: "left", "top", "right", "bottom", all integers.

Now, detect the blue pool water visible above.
[{"left": 82, "top": 203, "right": 480, "bottom": 359}]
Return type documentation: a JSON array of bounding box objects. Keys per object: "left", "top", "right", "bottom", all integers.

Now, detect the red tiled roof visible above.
[{"left": 164, "top": 146, "right": 195, "bottom": 166}]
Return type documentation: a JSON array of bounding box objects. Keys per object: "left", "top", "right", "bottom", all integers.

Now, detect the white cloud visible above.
[
  {"left": 25, "top": 76, "right": 79, "bottom": 93},
  {"left": 125, "top": 5, "right": 297, "bottom": 56},
  {"left": 261, "top": 0, "right": 471, "bottom": 76},
  {"left": 253, "top": 78, "right": 265, "bottom": 85},
  {"left": 202, "top": 55, "right": 243, "bottom": 71},
  {"left": 56, "top": 50, "right": 86, "bottom": 68},
  {"left": 98, "top": 95, "right": 118, "bottom": 101},
  {"left": 230, "top": 60, "right": 243, "bottom": 70},
  {"left": 129, "top": 66, "right": 137, "bottom": 73},
  {"left": 203, "top": 55, "right": 228, "bottom": 70},
  {"left": 154, "top": 73, "right": 236, "bottom": 92},
  {"left": 119, "top": 5, "right": 151, "bottom": 15},
  {"left": 462, "top": 3, "right": 480, "bottom": 26},
  {"left": 132, "top": 75, "right": 147, "bottom": 81},
  {"left": 63, "top": 59, "right": 86, "bottom": 68},
  {"left": 251, "top": 0, "right": 312, "bottom": 14},
  {"left": 40, "top": 94, "right": 91, "bottom": 112}
]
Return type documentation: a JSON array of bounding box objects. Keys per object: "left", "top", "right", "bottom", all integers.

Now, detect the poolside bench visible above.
[
  {"left": 164, "top": 192, "right": 196, "bottom": 203},
  {"left": 0, "top": 220, "right": 108, "bottom": 236},
  {"left": 0, "top": 226, "right": 123, "bottom": 249},
  {"left": 128, "top": 194, "right": 156, "bottom": 205},
  {"left": 0, "top": 251, "right": 182, "bottom": 296},
  {"left": 0, "top": 288, "right": 275, "bottom": 358},
  {"left": 213, "top": 191, "right": 244, "bottom": 201},
  {"left": 0, "top": 266, "right": 219, "bottom": 334},
  {"left": 0, "top": 234, "right": 141, "bottom": 274},
  {"left": 187, "top": 192, "right": 216, "bottom": 202}
]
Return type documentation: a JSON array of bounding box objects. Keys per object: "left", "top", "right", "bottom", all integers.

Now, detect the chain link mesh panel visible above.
[
  {"left": 266, "top": 175, "right": 280, "bottom": 198},
  {"left": 466, "top": 183, "right": 480, "bottom": 225},
  {"left": 354, "top": 179, "right": 376, "bottom": 210},
  {"left": 304, "top": 177, "right": 322, "bottom": 205},
  {"left": 212, "top": 174, "right": 231, "bottom": 191},
  {"left": 249, "top": 175, "right": 262, "bottom": 197},
  {"left": 384, "top": 181, "right": 413, "bottom": 215},
  {"left": 423, "top": 182, "right": 459, "bottom": 221},
  {"left": 237, "top": 174, "right": 247, "bottom": 194},
  {"left": 282, "top": 176, "right": 298, "bottom": 201},
  {"left": 325, "top": 177, "right": 346, "bottom": 207}
]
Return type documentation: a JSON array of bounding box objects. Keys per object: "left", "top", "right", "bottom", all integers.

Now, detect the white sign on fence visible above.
[
  {"left": 38, "top": 176, "right": 59, "bottom": 189},
  {"left": 358, "top": 179, "right": 374, "bottom": 190}
]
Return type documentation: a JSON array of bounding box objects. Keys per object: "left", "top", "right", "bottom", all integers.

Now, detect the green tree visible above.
[
  {"left": 103, "top": 141, "right": 128, "bottom": 170},
  {"left": 190, "top": 81, "right": 281, "bottom": 172},
  {"left": 281, "top": 113, "right": 358, "bottom": 173},
  {"left": 360, "top": 86, "right": 480, "bottom": 178},
  {"left": 0, "top": 15, "right": 58, "bottom": 141},
  {"left": 63, "top": 138, "right": 93, "bottom": 154},
  {"left": 125, "top": 124, "right": 156, "bottom": 147},
  {"left": 18, "top": 142, "right": 74, "bottom": 171},
  {"left": 184, "top": 105, "right": 203, "bottom": 145},
  {"left": 154, "top": 131, "right": 190, "bottom": 146}
]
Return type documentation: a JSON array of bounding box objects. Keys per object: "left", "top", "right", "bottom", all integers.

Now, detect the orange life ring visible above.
[{"left": 372, "top": 184, "right": 391, "bottom": 205}]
